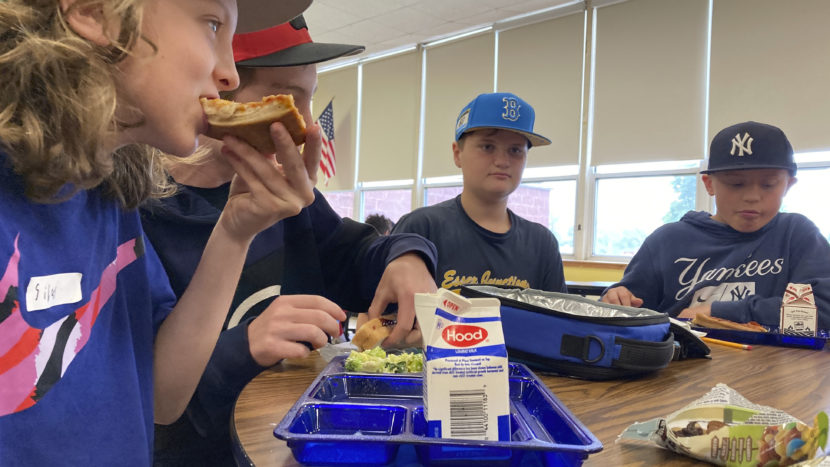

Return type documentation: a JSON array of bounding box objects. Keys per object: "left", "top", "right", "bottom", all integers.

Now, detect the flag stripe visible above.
[{"left": 316, "top": 100, "right": 336, "bottom": 182}]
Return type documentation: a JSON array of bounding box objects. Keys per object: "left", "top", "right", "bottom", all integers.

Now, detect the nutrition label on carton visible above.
[{"left": 430, "top": 356, "right": 506, "bottom": 378}]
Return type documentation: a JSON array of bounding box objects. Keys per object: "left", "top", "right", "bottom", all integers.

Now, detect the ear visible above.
[
  {"left": 61, "top": 0, "right": 111, "bottom": 46},
  {"left": 452, "top": 141, "right": 462, "bottom": 168},
  {"left": 785, "top": 175, "right": 798, "bottom": 194},
  {"left": 701, "top": 174, "right": 716, "bottom": 196}
]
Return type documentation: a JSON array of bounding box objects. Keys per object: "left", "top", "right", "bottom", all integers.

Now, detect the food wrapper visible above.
[{"left": 618, "top": 383, "right": 828, "bottom": 466}]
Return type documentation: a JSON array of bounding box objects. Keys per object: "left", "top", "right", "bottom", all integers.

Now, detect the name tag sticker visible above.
[{"left": 25, "top": 273, "right": 83, "bottom": 312}]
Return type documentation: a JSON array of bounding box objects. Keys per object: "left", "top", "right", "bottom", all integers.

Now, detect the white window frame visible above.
[
  {"left": 357, "top": 180, "right": 415, "bottom": 221},
  {"left": 586, "top": 159, "right": 706, "bottom": 262}
]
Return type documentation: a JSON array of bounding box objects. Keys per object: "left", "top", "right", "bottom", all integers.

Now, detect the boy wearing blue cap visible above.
[
  {"left": 602, "top": 121, "right": 830, "bottom": 331},
  {"left": 393, "top": 92, "right": 568, "bottom": 293}
]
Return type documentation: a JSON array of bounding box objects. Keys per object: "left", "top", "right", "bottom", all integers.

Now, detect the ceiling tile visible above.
[
  {"left": 304, "top": 0, "right": 587, "bottom": 69},
  {"left": 379, "top": 7, "right": 445, "bottom": 35}
]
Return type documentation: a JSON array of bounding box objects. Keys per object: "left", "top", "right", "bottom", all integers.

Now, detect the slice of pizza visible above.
[
  {"left": 201, "top": 94, "right": 306, "bottom": 153},
  {"left": 692, "top": 314, "right": 767, "bottom": 333}
]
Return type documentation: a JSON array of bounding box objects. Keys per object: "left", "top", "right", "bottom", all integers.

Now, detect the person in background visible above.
[
  {"left": 365, "top": 213, "right": 395, "bottom": 235},
  {"left": 393, "top": 92, "right": 568, "bottom": 294},
  {"left": 602, "top": 121, "right": 830, "bottom": 331},
  {"left": 140, "top": 16, "right": 438, "bottom": 466},
  {"left": 0, "top": 0, "right": 311, "bottom": 464}
]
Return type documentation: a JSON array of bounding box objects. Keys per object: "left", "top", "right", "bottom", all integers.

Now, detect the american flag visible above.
[{"left": 316, "top": 99, "right": 336, "bottom": 183}]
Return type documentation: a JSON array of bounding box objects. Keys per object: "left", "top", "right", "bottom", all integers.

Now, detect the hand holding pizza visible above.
[{"left": 204, "top": 95, "right": 322, "bottom": 243}]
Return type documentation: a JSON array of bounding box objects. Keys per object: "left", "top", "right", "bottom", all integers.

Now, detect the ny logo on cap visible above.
[
  {"left": 730, "top": 132, "right": 753, "bottom": 157},
  {"left": 502, "top": 97, "right": 520, "bottom": 122}
]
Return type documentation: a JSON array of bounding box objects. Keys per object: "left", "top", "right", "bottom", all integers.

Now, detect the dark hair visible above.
[
  {"left": 365, "top": 213, "right": 394, "bottom": 234},
  {"left": 456, "top": 128, "right": 529, "bottom": 150}
]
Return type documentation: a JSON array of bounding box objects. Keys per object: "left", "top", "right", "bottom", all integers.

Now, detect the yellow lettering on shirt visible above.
[
  {"left": 441, "top": 269, "right": 529, "bottom": 290},
  {"left": 441, "top": 270, "right": 479, "bottom": 289}
]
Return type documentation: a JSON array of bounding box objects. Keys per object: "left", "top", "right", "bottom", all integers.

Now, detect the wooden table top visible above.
[{"left": 232, "top": 343, "right": 830, "bottom": 466}]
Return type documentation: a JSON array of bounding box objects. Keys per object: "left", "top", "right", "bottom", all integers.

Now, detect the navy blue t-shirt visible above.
[{"left": 393, "top": 195, "right": 567, "bottom": 293}]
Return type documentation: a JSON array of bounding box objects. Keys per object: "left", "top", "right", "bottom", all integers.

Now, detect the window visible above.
[
  {"left": 424, "top": 185, "right": 462, "bottom": 206},
  {"left": 422, "top": 174, "right": 576, "bottom": 255},
  {"left": 781, "top": 166, "right": 830, "bottom": 242},
  {"left": 361, "top": 189, "right": 412, "bottom": 223},
  {"left": 594, "top": 174, "right": 697, "bottom": 258},
  {"left": 324, "top": 191, "right": 355, "bottom": 219},
  {"left": 508, "top": 181, "right": 576, "bottom": 255}
]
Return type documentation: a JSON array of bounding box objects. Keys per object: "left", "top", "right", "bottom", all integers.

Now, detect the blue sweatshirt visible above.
[
  {"left": 605, "top": 210, "right": 830, "bottom": 330},
  {"left": 0, "top": 153, "right": 175, "bottom": 465},
  {"left": 140, "top": 185, "right": 437, "bottom": 464}
]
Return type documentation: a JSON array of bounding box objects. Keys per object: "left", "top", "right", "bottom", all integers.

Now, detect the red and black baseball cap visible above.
[
  {"left": 234, "top": 15, "right": 365, "bottom": 67},
  {"left": 237, "top": 0, "right": 311, "bottom": 34}
]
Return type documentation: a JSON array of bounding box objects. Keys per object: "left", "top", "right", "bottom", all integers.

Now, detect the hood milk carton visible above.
[
  {"left": 780, "top": 283, "right": 818, "bottom": 336},
  {"left": 416, "top": 289, "right": 510, "bottom": 441}
]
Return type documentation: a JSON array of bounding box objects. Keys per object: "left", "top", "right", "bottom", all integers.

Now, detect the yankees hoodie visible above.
[{"left": 606, "top": 210, "right": 830, "bottom": 330}]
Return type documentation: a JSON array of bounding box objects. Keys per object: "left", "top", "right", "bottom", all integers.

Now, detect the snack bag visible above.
[
  {"left": 618, "top": 384, "right": 828, "bottom": 466},
  {"left": 418, "top": 289, "right": 510, "bottom": 441}
]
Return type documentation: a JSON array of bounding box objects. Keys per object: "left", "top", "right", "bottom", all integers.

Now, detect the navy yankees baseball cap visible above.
[
  {"left": 454, "top": 92, "right": 551, "bottom": 148},
  {"left": 702, "top": 121, "right": 796, "bottom": 175}
]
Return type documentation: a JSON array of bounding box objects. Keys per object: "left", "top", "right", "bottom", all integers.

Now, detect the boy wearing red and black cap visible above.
[
  {"left": 141, "top": 16, "right": 438, "bottom": 466},
  {"left": 602, "top": 121, "right": 830, "bottom": 332}
]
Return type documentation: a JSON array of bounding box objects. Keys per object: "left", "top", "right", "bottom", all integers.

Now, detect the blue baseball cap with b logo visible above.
[
  {"left": 454, "top": 92, "right": 551, "bottom": 147},
  {"left": 702, "top": 121, "right": 796, "bottom": 175}
]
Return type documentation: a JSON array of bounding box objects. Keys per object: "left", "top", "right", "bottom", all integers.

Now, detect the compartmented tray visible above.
[
  {"left": 691, "top": 325, "right": 829, "bottom": 350},
  {"left": 274, "top": 356, "right": 602, "bottom": 466}
]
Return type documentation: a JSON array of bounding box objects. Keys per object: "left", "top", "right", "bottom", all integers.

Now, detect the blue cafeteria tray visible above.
[
  {"left": 691, "top": 326, "right": 829, "bottom": 350},
  {"left": 273, "top": 356, "right": 602, "bottom": 466}
]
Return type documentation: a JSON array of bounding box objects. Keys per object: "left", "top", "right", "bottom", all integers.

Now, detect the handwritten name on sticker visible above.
[{"left": 25, "top": 273, "right": 83, "bottom": 311}]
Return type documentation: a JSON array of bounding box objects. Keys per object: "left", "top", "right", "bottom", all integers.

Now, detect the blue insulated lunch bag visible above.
[{"left": 460, "top": 285, "right": 680, "bottom": 380}]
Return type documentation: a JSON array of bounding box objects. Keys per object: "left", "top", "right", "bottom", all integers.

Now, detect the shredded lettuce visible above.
[{"left": 344, "top": 347, "right": 424, "bottom": 373}]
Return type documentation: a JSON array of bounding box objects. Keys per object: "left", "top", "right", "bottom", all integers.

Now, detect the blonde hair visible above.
[{"left": 0, "top": 0, "right": 173, "bottom": 209}]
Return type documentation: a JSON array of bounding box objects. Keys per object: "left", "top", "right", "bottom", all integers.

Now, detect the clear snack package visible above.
[{"left": 618, "top": 383, "right": 828, "bottom": 466}]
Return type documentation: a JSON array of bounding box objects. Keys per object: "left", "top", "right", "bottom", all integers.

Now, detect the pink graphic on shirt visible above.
[{"left": 0, "top": 235, "right": 140, "bottom": 415}]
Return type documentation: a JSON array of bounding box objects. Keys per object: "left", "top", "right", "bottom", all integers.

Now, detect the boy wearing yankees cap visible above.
[
  {"left": 602, "top": 121, "right": 830, "bottom": 331},
  {"left": 141, "top": 16, "right": 438, "bottom": 466},
  {"left": 393, "top": 92, "right": 568, "bottom": 294}
]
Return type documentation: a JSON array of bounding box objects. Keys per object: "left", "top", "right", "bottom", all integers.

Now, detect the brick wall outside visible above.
[
  {"left": 425, "top": 186, "right": 463, "bottom": 206},
  {"left": 363, "top": 189, "right": 412, "bottom": 223},
  {"left": 508, "top": 185, "right": 551, "bottom": 227},
  {"left": 424, "top": 185, "right": 552, "bottom": 226},
  {"left": 324, "top": 191, "right": 354, "bottom": 219},
  {"left": 326, "top": 185, "right": 553, "bottom": 227}
]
